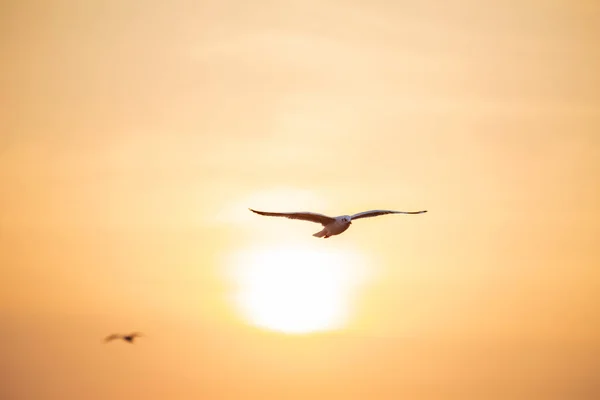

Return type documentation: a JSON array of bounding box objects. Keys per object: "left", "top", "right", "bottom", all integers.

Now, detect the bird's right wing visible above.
[
  {"left": 249, "top": 209, "right": 336, "bottom": 225},
  {"left": 351, "top": 209, "right": 427, "bottom": 220}
]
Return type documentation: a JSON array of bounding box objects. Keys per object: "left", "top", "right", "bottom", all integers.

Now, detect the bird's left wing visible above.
[
  {"left": 350, "top": 209, "right": 427, "bottom": 220},
  {"left": 104, "top": 334, "right": 121, "bottom": 342},
  {"left": 249, "top": 209, "right": 336, "bottom": 225}
]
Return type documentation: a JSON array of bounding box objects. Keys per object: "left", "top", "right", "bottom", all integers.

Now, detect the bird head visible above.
[{"left": 341, "top": 216, "right": 351, "bottom": 224}]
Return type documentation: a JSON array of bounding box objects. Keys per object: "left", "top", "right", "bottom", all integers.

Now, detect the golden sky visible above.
[{"left": 1, "top": 1, "right": 599, "bottom": 399}]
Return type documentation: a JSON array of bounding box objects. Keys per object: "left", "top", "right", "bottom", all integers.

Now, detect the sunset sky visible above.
[{"left": 1, "top": 1, "right": 599, "bottom": 399}]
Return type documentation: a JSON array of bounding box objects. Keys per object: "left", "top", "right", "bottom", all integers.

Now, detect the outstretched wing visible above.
[
  {"left": 249, "top": 209, "right": 336, "bottom": 225},
  {"left": 129, "top": 332, "right": 143, "bottom": 338},
  {"left": 104, "top": 334, "right": 121, "bottom": 342},
  {"left": 350, "top": 209, "right": 427, "bottom": 220}
]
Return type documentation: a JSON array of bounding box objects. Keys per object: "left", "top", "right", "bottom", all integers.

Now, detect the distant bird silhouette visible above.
[
  {"left": 104, "top": 332, "right": 143, "bottom": 343},
  {"left": 249, "top": 208, "right": 427, "bottom": 238}
]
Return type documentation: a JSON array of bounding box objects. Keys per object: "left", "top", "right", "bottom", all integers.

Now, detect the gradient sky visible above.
[{"left": 1, "top": 1, "right": 599, "bottom": 399}]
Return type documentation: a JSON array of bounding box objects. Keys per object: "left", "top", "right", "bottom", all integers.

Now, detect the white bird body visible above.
[
  {"left": 249, "top": 208, "right": 427, "bottom": 238},
  {"left": 313, "top": 215, "right": 352, "bottom": 238}
]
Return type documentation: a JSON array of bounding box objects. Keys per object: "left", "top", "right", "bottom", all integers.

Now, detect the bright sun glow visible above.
[{"left": 228, "top": 245, "right": 368, "bottom": 334}]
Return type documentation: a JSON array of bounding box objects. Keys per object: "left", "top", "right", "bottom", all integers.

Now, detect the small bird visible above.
[
  {"left": 104, "top": 332, "right": 144, "bottom": 344},
  {"left": 249, "top": 208, "right": 427, "bottom": 238}
]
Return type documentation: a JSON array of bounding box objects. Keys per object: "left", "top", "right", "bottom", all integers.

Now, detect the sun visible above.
[{"left": 227, "top": 244, "right": 367, "bottom": 334}]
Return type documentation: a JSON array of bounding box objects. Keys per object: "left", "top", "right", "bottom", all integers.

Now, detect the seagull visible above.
[
  {"left": 249, "top": 208, "right": 427, "bottom": 238},
  {"left": 104, "top": 332, "right": 144, "bottom": 344}
]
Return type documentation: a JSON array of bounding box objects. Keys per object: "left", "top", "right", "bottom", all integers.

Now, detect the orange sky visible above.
[{"left": 1, "top": 1, "right": 599, "bottom": 399}]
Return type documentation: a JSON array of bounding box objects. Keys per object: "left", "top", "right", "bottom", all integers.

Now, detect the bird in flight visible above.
[
  {"left": 249, "top": 208, "right": 427, "bottom": 238},
  {"left": 104, "top": 332, "right": 144, "bottom": 344}
]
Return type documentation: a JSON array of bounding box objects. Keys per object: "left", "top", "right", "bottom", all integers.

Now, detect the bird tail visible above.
[{"left": 313, "top": 228, "right": 327, "bottom": 238}]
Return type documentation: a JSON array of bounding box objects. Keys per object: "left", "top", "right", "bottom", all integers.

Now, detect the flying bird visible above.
[
  {"left": 104, "top": 332, "right": 144, "bottom": 344},
  {"left": 249, "top": 208, "right": 427, "bottom": 238}
]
